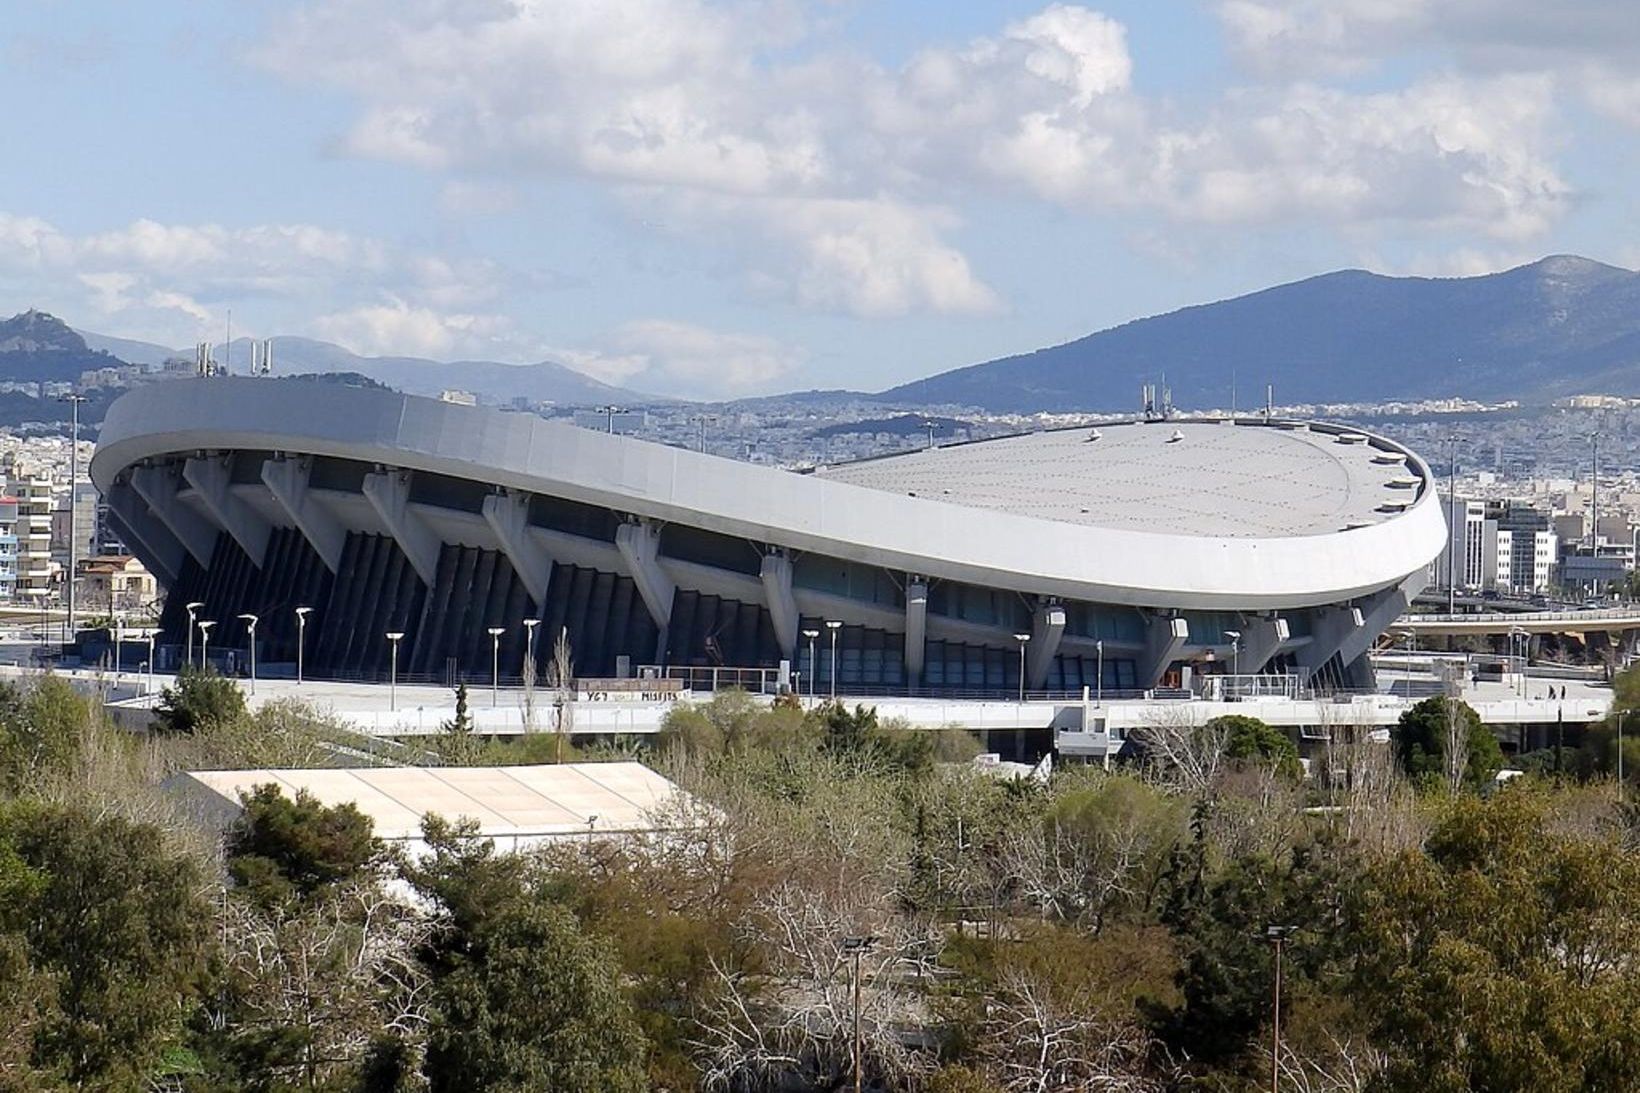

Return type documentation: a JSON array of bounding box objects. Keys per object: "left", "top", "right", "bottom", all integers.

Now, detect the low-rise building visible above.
[{"left": 79, "top": 554, "right": 156, "bottom": 615}]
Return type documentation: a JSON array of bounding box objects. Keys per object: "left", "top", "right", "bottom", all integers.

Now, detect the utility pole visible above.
[
  {"left": 1590, "top": 432, "right": 1601, "bottom": 551},
  {"left": 1264, "top": 925, "right": 1296, "bottom": 1092}
]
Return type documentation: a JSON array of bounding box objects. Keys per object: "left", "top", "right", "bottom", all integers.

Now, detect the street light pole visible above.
[
  {"left": 842, "top": 936, "right": 876, "bottom": 1093},
  {"left": 58, "top": 393, "right": 88, "bottom": 639},
  {"left": 802, "top": 628, "right": 819, "bottom": 703},
  {"left": 1013, "top": 632, "right": 1031, "bottom": 702},
  {"left": 826, "top": 620, "right": 842, "bottom": 702},
  {"left": 113, "top": 615, "right": 123, "bottom": 687},
  {"left": 1619, "top": 709, "right": 1627, "bottom": 798},
  {"left": 1095, "top": 639, "right": 1104, "bottom": 707},
  {"left": 523, "top": 617, "right": 540, "bottom": 673},
  {"left": 144, "top": 631, "right": 155, "bottom": 697},
  {"left": 386, "top": 631, "right": 404, "bottom": 711},
  {"left": 294, "top": 606, "right": 312, "bottom": 685},
  {"left": 238, "top": 614, "right": 258, "bottom": 694},
  {"left": 597, "top": 404, "right": 624, "bottom": 434},
  {"left": 1225, "top": 629, "right": 1241, "bottom": 701},
  {"left": 197, "top": 620, "right": 215, "bottom": 672},
  {"left": 488, "top": 626, "right": 505, "bottom": 706},
  {"left": 185, "top": 601, "right": 203, "bottom": 669}
]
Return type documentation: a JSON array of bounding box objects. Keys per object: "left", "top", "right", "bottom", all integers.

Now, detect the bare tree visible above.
[
  {"left": 1133, "top": 706, "right": 1227, "bottom": 793},
  {"left": 694, "top": 881, "right": 936, "bottom": 1092},
  {"left": 547, "top": 626, "right": 575, "bottom": 762},
  {"left": 1441, "top": 666, "right": 1470, "bottom": 795},
  {"left": 977, "top": 965, "right": 1167, "bottom": 1093},
  {"left": 1276, "top": 1034, "right": 1385, "bottom": 1093}
]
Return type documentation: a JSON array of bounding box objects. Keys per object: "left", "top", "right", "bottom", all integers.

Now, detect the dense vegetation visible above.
[{"left": 3, "top": 670, "right": 1640, "bottom": 1090}]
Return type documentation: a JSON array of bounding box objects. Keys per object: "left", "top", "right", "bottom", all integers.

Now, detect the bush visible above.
[
  {"left": 152, "top": 666, "right": 246, "bottom": 737},
  {"left": 1212, "top": 714, "right": 1301, "bottom": 779}
]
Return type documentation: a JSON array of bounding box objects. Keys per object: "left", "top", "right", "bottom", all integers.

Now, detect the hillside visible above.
[
  {"left": 0, "top": 309, "right": 125, "bottom": 383},
  {"left": 882, "top": 256, "right": 1640, "bottom": 412}
]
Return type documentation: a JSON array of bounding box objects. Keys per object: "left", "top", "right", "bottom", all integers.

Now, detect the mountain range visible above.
[
  {"left": 885, "top": 255, "right": 1640, "bottom": 412},
  {"left": 76, "top": 330, "right": 649, "bottom": 407},
  {"left": 16, "top": 254, "right": 1640, "bottom": 415}
]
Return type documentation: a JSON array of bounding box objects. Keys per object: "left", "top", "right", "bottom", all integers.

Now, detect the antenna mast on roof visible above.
[{"left": 1265, "top": 383, "right": 1274, "bottom": 420}]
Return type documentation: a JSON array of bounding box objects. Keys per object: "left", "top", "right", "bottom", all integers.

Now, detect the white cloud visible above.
[
  {"left": 0, "top": 210, "right": 516, "bottom": 353},
  {"left": 260, "top": 0, "right": 1580, "bottom": 313},
  {"left": 548, "top": 319, "right": 801, "bottom": 396},
  {"left": 614, "top": 319, "right": 800, "bottom": 391},
  {"left": 312, "top": 299, "right": 523, "bottom": 361},
  {"left": 1216, "top": 0, "right": 1640, "bottom": 128}
]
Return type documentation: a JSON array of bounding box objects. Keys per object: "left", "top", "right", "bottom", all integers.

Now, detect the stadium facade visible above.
[{"left": 89, "top": 378, "right": 1446, "bottom": 695}]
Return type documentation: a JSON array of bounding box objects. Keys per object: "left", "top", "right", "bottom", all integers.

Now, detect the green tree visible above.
[
  {"left": 1353, "top": 787, "right": 1640, "bottom": 1092},
  {"left": 152, "top": 665, "right": 247, "bottom": 736},
  {"left": 431, "top": 684, "right": 481, "bottom": 765},
  {"left": 0, "top": 800, "right": 208, "bottom": 1087},
  {"left": 226, "top": 785, "right": 382, "bottom": 907},
  {"left": 0, "top": 675, "right": 91, "bottom": 792},
  {"left": 407, "top": 818, "right": 647, "bottom": 1092},
  {"left": 1211, "top": 714, "right": 1301, "bottom": 779},
  {"left": 1394, "top": 695, "right": 1503, "bottom": 788}
]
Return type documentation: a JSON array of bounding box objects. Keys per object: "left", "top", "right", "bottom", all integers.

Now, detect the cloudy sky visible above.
[{"left": 3, "top": 1, "right": 1638, "bottom": 398}]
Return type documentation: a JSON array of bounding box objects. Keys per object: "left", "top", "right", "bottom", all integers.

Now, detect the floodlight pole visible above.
[
  {"left": 1095, "top": 639, "right": 1104, "bottom": 707},
  {"left": 1225, "top": 629, "right": 1241, "bottom": 701}
]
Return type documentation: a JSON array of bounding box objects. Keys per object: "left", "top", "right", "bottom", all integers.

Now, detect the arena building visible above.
[{"left": 89, "top": 378, "right": 1446, "bottom": 696}]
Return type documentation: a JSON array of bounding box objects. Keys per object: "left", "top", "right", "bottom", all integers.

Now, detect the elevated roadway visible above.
[{"left": 1393, "top": 606, "right": 1640, "bottom": 637}]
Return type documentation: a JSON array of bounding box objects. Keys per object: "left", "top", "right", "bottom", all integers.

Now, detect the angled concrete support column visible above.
[
  {"left": 1027, "top": 603, "right": 1066, "bottom": 689},
  {"left": 904, "top": 578, "right": 928, "bottom": 685},
  {"left": 105, "top": 482, "right": 183, "bottom": 587},
  {"left": 1141, "top": 614, "right": 1189, "bottom": 688},
  {"left": 483, "top": 489, "right": 551, "bottom": 607},
  {"left": 1236, "top": 615, "right": 1290, "bottom": 675},
  {"left": 130, "top": 462, "right": 216, "bottom": 568},
  {"left": 759, "top": 552, "right": 799, "bottom": 659},
  {"left": 183, "top": 455, "right": 271, "bottom": 567},
  {"left": 1295, "top": 576, "right": 1418, "bottom": 687},
  {"left": 615, "top": 518, "right": 675, "bottom": 633},
  {"left": 261, "top": 457, "right": 345, "bottom": 573},
  {"left": 361, "top": 468, "right": 440, "bottom": 586}
]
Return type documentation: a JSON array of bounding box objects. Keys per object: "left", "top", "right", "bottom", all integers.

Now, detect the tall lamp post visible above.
[
  {"left": 237, "top": 613, "right": 259, "bottom": 694},
  {"left": 1446, "top": 435, "right": 1460, "bottom": 614},
  {"left": 1619, "top": 709, "right": 1628, "bottom": 799},
  {"left": 1095, "top": 638, "right": 1104, "bottom": 706},
  {"left": 385, "top": 631, "right": 404, "bottom": 711},
  {"left": 1013, "top": 632, "right": 1031, "bottom": 702},
  {"left": 1265, "top": 924, "right": 1297, "bottom": 1093},
  {"left": 57, "top": 393, "right": 88, "bottom": 639},
  {"left": 143, "top": 629, "right": 156, "bottom": 697},
  {"left": 1225, "top": 629, "right": 1241, "bottom": 700},
  {"left": 185, "top": 601, "right": 204, "bottom": 668},
  {"left": 294, "top": 606, "right": 312, "bottom": 685},
  {"left": 488, "top": 626, "right": 506, "bottom": 706},
  {"left": 825, "top": 620, "right": 843, "bottom": 702},
  {"left": 113, "top": 615, "right": 124, "bottom": 688},
  {"left": 802, "top": 628, "right": 819, "bottom": 701},
  {"left": 597, "top": 404, "right": 624, "bottom": 434},
  {"left": 197, "top": 620, "right": 216, "bottom": 672},
  {"left": 523, "top": 617, "right": 540, "bottom": 674}
]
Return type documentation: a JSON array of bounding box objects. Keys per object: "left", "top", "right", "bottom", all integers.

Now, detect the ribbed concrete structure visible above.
[{"left": 91, "top": 378, "right": 1447, "bottom": 694}]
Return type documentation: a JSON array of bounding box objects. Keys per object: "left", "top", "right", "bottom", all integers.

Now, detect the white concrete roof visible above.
[
  {"left": 816, "top": 421, "right": 1410, "bottom": 538},
  {"left": 176, "top": 761, "right": 688, "bottom": 840},
  {"left": 91, "top": 380, "right": 1446, "bottom": 610}
]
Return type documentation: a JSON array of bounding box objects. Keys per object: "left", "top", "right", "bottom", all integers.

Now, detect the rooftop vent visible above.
[
  {"left": 1085, "top": 428, "right": 1102, "bottom": 442},
  {"left": 1335, "top": 432, "right": 1368, "bottom": 445},
  {"left": 1168, "top": 429, "right": 1184, "bottom": 443}
]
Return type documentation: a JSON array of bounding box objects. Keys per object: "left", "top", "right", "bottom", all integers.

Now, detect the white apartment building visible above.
[
  {"left": 14, "top": 476, "right": 56, "bottom": 602},
  {"left": 1434, "top": 496, "right": 1558, "bottom": 595}
]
